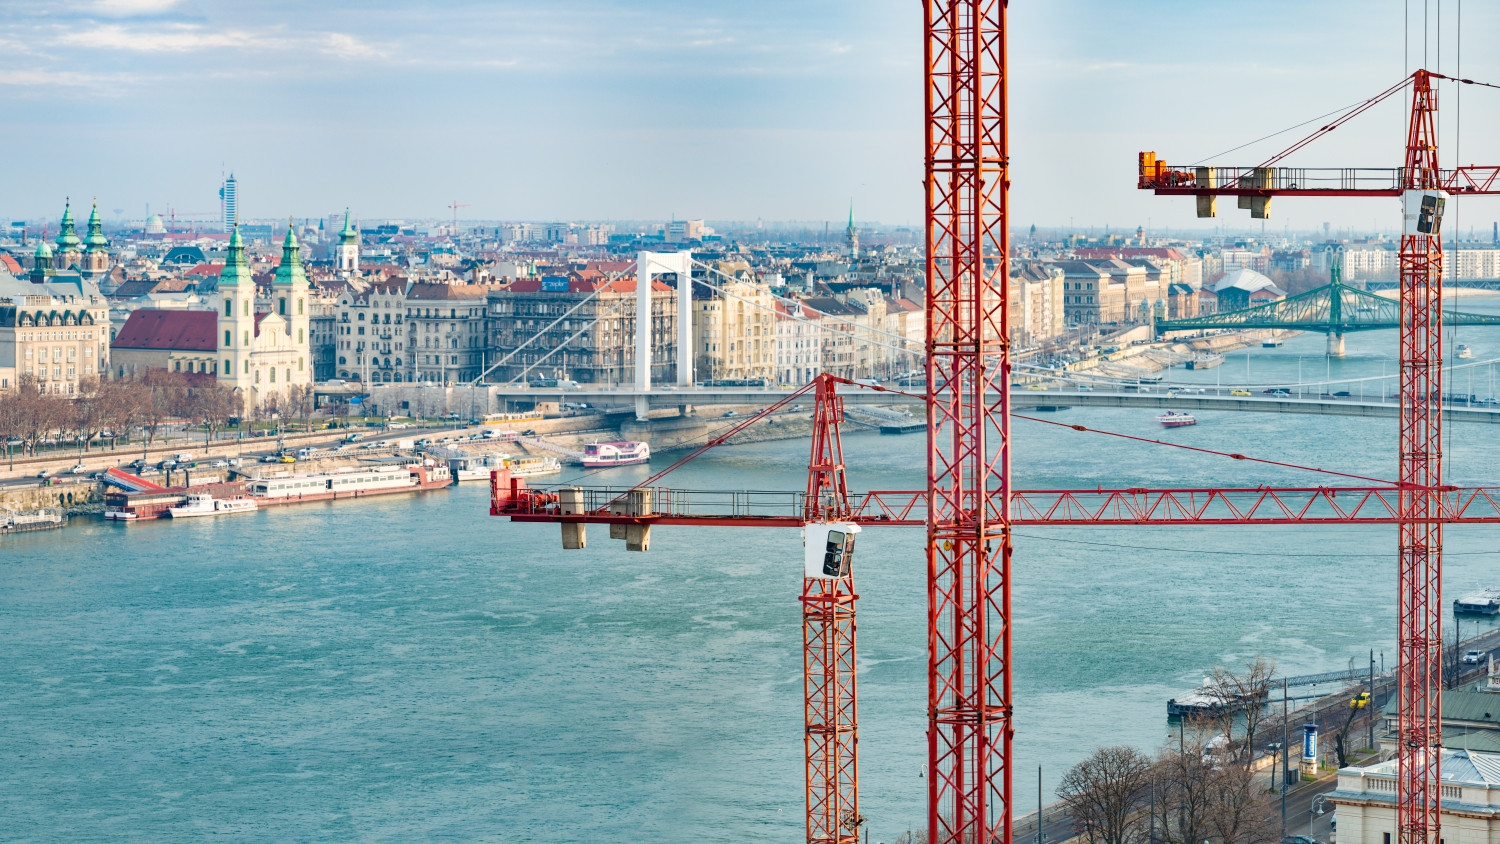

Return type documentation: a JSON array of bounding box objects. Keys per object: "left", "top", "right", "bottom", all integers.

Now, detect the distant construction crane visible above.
[{"left": 447, "top": 200, "right": 470, "bottom": 233}]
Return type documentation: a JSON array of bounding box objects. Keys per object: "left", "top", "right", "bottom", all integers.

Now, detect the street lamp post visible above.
[{"left": 1309, "top": 795, "right": 1331, "bottom": 838}]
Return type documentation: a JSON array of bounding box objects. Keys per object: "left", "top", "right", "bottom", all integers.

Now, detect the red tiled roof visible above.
[
  {"left": 0, "top": 254, "right": 20, "bottom": 274},
  {"left": 185, "top": 263, "right": 225, "bottom": 277},
  {"left": 110, "top": 309, "right": 217, "bottom": 351}
]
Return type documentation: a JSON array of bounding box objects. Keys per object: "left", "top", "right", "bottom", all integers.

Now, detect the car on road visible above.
[
  {"left": 69, "top": 464, "right": 86, "bottom": 474},
  {"left": 277, "top": 455, "right": 297, "bottom": 464},
  {"left": 1025, "top": 384, "right": 1046, "bottom": 391},
  {"left": 35, "top": 469, "right": 50, "bottom": 479},
  {"left": 1282, "top": 836, "right": 1322, "bottom": 844},
  {"left": 1231, "top": 389, "right": 1253, "bottom": 396},
  {"left": 361, "top": 443, "right": 384, "bottom": 450},
  {"left": 1271, "top": 389, "right": 1291, "bottom": 397},
  {"left": 1465, "top": 649, "right": 1484, "bottom": 665},
  {"left": 210, "top": 460, "right": 229, "bottom": 468},
  {"left": 1076, "top": 384, "right": 1092, "bottom": 391}
]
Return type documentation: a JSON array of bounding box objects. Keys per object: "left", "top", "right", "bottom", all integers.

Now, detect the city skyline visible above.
[{"left": 2, "top": 1, "right": 1497, "bottom": 229}]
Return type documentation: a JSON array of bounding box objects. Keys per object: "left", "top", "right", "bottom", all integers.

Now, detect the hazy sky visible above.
[{"left": 2, "top": 0, "right": 1498, "bottom": 232}]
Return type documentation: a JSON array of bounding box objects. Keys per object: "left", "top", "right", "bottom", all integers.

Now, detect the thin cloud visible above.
[
  {"left": 50, "top": 22, "right": 385, "bottom": 60},
  {"left": 86, "top": 0, "right": 186, "bottom": 15}
]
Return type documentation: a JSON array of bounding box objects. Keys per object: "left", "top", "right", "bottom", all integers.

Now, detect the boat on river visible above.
[
  {"left": 1157, "top": 411, "right": 1198, "bottom": 428},
  {"left": 582, "top": 441, "right": 650, "bottom": 468},
  {"left": 1457, "top": 344, "right": 1475, "bottom": 359},
  {"left": 1186, "top": 353, "right": 1224, "bottom": 370},
  {"left": 167, "top": 493, "right": 258, "bottom": 518},
  {"left": 1454, "top": 588, "right": 1500, "bottom": 615}
]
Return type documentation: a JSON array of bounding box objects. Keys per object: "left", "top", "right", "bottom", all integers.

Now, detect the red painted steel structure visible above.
[
  {"left": 490, "top": 50, "right": 1500, "bottom": 842},
  {"left": 924, "top": 1, "right": 1011, "bottom": 841},
  {"left": 1397, "top": 70, "right": 1444, "bottom": 844},
  {"left": 802, "top": 376, "right": 861, "bottom": 844}
]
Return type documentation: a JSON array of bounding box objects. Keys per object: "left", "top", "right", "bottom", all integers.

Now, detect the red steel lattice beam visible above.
[
  {"left": 925, "top": 1, "right": 1010, "bottom": 842},
  {"left": 802, "top": 375, "right": 861, "bottom": 844},
  {"left": 1397, "top": 69, "right": 1444, "bottom": 844}
]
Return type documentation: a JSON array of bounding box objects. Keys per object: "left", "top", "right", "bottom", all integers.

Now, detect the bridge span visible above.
[{"left": 491, "top": 385, "right": 1500, "bottom": 424}]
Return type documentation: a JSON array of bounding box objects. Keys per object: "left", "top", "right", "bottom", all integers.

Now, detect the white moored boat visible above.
[
  {"left": 505, "top": 455, "right": 562, "bottom": 477},
  {"left": 1457, "top": 344, "right": 1475, "bottom": 359},
  {"left": 582, "top": 441, "right": 650, "bottom": 468},
  {"left": 167, "top": 493, "right": 259, "bottom": 518},
  {"left": 1157, "top": 411, "right": 1198, "bottom": 428},
  {"left": 1455, "top": 588, "right": 1500, "bottom": 615}
]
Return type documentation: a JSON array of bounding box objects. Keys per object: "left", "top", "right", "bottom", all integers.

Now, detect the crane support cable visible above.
[
  {"left": 1257, "top": 75, "right": 1414, "bottom": 168},
  {"left": 1012, "top": 412, "right": 1400, "bottom": 486},
  {"left": 855, "top": 380, "right": 1400, "bottom": 485}
]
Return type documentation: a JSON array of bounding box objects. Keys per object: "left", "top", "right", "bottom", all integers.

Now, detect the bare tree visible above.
[
  {"left": 97, "top": 378, "right": 146, "bottom": 450},
  {"left": 1058, "top": 746, "right": 1152, "bottom": 844},
  {"left": 1202, "top": 763, "right": 1278, "bottom": 844},
  {"left": 286, "top": 383, "right": 315, "bottom": 432},
  {"left": 1150, "top": 723, "right": 1217, "bottom": 844},
  {"left": 139, "top": 369, "right": 189, "bottom": 444},
  {"left": 8, "top": 376, "right": 70, "bottom": 456},
  {"left": 71, "top": 376, "right": 108, "bottom": 452},
  {"left": 187, "top": 383, "right": 239, "bottom": 445},
  {"left": 1203, "top": 656, "right": 1276, "bottom": 768}
]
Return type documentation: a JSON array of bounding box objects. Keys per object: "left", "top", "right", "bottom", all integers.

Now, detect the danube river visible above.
[{"left": 6, "top": 321, "right": 1500, "bottom": 841}]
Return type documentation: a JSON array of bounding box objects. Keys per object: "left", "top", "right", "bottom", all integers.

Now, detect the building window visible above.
[
  {"left": 225, "top": 300, "right": 232, "bottom": 317},
  {"left": 224, "top": 359, "right": 230, "bottom": 374},
  {"left": 270, "top": 368, "right": 276, "bottom": 383},
  {"left": 225, "top": 330, "right": 232, "bottom": 347},
  {"left": 244, "top": 331, "right": 251, "bottom": 346},
  {"left": 279, "top": 298, "right": 286, "bottom": 315},
  {"left": 243, "top": 300, "right": 250, "bottom": 317},
  {"left": 244, "top": 360, "right": 250, "bottom": 375}
]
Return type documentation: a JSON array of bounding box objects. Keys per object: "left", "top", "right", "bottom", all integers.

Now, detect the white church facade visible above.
[{"left": 216, "top": 226, "right": 312, "bottom": 412}]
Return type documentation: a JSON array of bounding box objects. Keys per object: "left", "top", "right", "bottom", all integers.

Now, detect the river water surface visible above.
[{"left": 5, "top": 316, "right": 1500, "bottom": 842}]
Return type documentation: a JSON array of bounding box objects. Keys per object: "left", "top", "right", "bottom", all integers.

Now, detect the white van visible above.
[
  {"left": 174, "top": 452, "right": 194, "bottom": 462},
  {"left": 558, "top": 380, "right": 581, "bottom": 390},
  {"left": 297, "top": 447, "right": 318, "bottom": 459}
]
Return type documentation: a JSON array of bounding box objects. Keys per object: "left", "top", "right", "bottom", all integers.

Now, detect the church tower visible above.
[
  {"left": 844, "top": 201, "right": 858, "bottom": 260},
  {"left": 30, "top": 240, "right": 54, "bottom": 284},
  {"left": 335, "top": 208, "right": 360, "bottom": 275},
  {"left": 217, "top": 226, "right": 256, "bottom": 399},
  {"left": 55, "top": 200, "right": 82, "bottom": 270},
  {"left": 82, "top": 201, "right": 110, "bottom": 276},
  {"left": 273, "top": 223, "right": 311, "bottom": 364}
]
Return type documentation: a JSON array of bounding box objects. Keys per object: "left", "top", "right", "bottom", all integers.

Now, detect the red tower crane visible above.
[
  {"left": 1140, "top": 68, "right": 1500, "bottom": 844},
  {"left": 488, "top": 13, "right": 1500, "bottom": 843}
]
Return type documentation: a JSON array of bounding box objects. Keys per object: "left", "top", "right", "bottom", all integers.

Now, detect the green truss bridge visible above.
[{"left": 1156, "top": 279, "right": 1500, "bottom": 355}]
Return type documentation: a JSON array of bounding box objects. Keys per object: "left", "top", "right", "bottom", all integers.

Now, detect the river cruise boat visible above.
[
  {"left": 1457, "top": 344, "right": 1475, "bottom": 359},
  {"left": 451, "top": 454, "right": 562, "bottom": 482},
  {"left": 103, "top": 508, "right": 139, "bottom": 521},
  {"left": 1185, "top": 353, "right": 1225, "bottom": 370},
  {"left": 506, "top": 455, "right": 562, "bottom": 477},
  {"left": 249, "top": 463, "right": 452, "bottom": 506},
  {"left": 1454, "top": 588, "right": 1500, "bottom": 615},
  {"left": 1156, "top": 411, "right": 1198, "bottom": 428},
  {"left": 167, "top": 493, "right": 258, "bottom": 518},
  {"left": 582, "top": 441, "right": 650, "bottom": 468}
]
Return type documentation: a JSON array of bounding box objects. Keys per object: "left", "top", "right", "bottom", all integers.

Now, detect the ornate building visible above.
[
  {"left": 53, "top": 200, "right": 83, "bottom": 270},
  {"left": 1, "top": 249, "right": 110, "bottom": 394},
  {"left": 335, "top": 209, "right": 360, "bottom": 276},
  {"left": 216, "top": 226, "right": 312, "bottom": 412}
]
